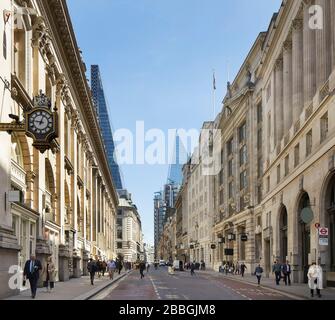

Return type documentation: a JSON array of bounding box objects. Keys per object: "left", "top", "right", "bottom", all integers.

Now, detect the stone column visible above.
[
  {"left": 58, "top": 244, "right": 70, "bottom": 282},
  {"left": 35, "top": 239, "right": 52, "bottom": 287},
  {"left": 82, "top": 250, "right": 90, "bottom": 276},
  {"left": 283, "top": 39, "right": 293, "bottom": 133},
  {"left": 315, "top": 0, "right": 331, "bottom": 88},
  {"left": 303, "top": 1, "right": 316, "bottom": 106},
  {"left": 292, "top": 19, "right": 304, "bottom": 124},
  {"left": 274, "top": 57, "right": 284, "bottom": 144}
]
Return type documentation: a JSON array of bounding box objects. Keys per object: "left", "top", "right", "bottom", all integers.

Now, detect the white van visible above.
[{"left": 173, "top": 260, "right": 182, "bottom": 271}]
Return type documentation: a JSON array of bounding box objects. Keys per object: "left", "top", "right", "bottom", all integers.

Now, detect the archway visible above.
[
  {"left": 279, "top": 206, "right": 288, "bottom": 264},
  {"left": 324, "top": 173, "right": 335, "bottom": 276},
  {"left": 297, "top": 192, "right": 311, "bottom": 283}
]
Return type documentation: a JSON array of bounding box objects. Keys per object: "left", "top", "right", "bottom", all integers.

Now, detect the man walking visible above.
[
  {"left": 282, "top": 260, "right": 292, "bottom": 286},
  {"left": 254, "top": 264, "right": 264, "bottom": 287},
  {"left": 107, "top": 259, "right": 116, "bottom": 280},
  {"left": 240, "top": 262, "right": 247, "bottom": 277},
  {"left": 190, "top": 261, "right": 196, "bottom": 276},
  {"left": 87, "top": 258, "right": 97, "bottom": 285},
  {"left": 23, "top": 255, "right": 42, "bottom": 299},
  {"left": 139, "top": 261, "right": 146, "bottom": 279},
  {"left": 272, "top": 260, "right": 282, "bottom": 285},
  {"left": 118, "top": 260, "right": 123, "bottom": 275}
]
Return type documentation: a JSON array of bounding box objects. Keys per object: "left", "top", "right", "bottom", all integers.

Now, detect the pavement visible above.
[
  {"left": 99, "top": 267, "right": 298, "bottom": 300},
  {"left": 197, "top": 270, "right": 335, "bottom": 301},
  {"left": 5, "top": 270, "right": 131, "bottom": 300}
]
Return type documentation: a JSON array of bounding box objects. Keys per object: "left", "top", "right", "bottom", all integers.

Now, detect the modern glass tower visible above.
[{"left": 91, "top": 65, "right": 123, "bottom": 190}]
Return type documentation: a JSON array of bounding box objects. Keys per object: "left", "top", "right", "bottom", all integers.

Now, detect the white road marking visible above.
[{"left": 149, "top": 276, "right": 161, "bottom": 300}]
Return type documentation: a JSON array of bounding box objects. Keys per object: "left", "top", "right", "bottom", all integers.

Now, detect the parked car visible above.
[{"left": 159, "top": 260, "right": 166, "bottom": 266}]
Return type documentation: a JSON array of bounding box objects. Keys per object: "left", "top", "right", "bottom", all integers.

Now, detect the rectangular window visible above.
[
  {"left": 228, "top": 182, "right": 234, "bottom": 199},
  {"left": 257, "top": 103, "right": 263, "bottom": 123},
  {"left": 257, "top": 128, "right": 262, "bottom": 151},
  {"left": 294, "top": 144, "right": 300, "bottom": 168},
  {"left": 228, "top": 159, "right": 233, "bottom": 177},
  {"left": 227, "top": 138, "right": 233, "bottom": 156},
  {"left": 277, "top": 165, "right": 281, "bottom": 184},
  {"left": 257, "top": 186, "right": 262, "bottom": 205},
  {"left": 239, "top": 122, "right": 247, "bottom": 143},
  {"left": 257, "top": 158, "right": 263, "bottom": 179},
  {"left": 321, "top": 112, "right": 328, "bottom": 142},
  {"left": 117, "top": 242, "right": 122, "bottom": 249},
  {"left": 240, "top": 145, "right": 248, "bottom": 166},
  {"left": 285, "top": 155, "right": 289, "bottom": 177},
  {"left": 221, "top": 149, "right": 224, "bottom": 165},
  {"left": 117, "top": 218, "right": 122, "bottom": 227},
  {"left": 220, "top": 189, "right": 224, "bottom": 205},
  {"left": 117, "top": 230, "right": 122, "bottom": 239},
  {"left": 240, "top": 196, "right": 245, "bottom": 211},
  {"left": 267, "top": 176, "right": 270, "bottom": 193},
  {"left": 240, "top": 171, "right": 247, "bottom": 190},
  {"left": 117, "top": 209, "right": 122, "bottom": 216},
  {"left": 306, "top": 130, "right": 312, "bottom": 157},
  {"left": 219, "top": 169, "right": 224, "bottom": 186}
]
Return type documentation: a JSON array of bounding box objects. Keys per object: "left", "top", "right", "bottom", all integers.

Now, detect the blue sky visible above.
[{"left": 67, "top": 0, "right": 281, "bottom": 245}]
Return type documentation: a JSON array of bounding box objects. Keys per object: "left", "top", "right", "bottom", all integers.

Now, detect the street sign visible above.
[
  {"left": 319, "top": 238, "right": 329, "bottom": 246},
  {"left": 319, "top": 228, "right": 329, "bottom": 236}
]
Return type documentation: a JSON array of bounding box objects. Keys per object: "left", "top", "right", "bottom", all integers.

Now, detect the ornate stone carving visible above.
[
  {"left": 292, "top": 19, "right": 303, "bottom": 31},
  {"left": 283, "top": 39, "right": 293, "bottom": 52},
  {"left": 275, "top": 57, "right": 283, "bottom": 70}
]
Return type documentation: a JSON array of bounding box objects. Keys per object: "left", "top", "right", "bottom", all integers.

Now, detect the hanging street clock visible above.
[{"left": 25, "top": 90, "right": 59, "bottom": 153}]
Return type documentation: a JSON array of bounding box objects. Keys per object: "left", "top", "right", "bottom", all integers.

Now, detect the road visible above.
[{"left": 94, "top": 267, "right": 295, "bottom": 300}]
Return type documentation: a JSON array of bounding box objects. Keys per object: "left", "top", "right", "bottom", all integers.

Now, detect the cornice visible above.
[{"left": 37, "top": 0, "right": 119, "bottom": 206}]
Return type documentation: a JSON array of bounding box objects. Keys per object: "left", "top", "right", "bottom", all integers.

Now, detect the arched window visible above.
[{"left": 11, "top": 135, "right": 24, "bottom": 167}]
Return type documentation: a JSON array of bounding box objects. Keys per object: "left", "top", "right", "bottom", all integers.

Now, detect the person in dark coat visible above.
[
  {"left": 87, "top": 258, "right": 97, "bottom": 285},
  {"left": 139, "top": 262, "right": 146, "bottom": 279},
  {"left": 190, "top": 261, "right": 196, "bottom": 276},
  {"left": 272, "top": 260, "right": 282, "bottom": 285},
  {"left": 254, "top": 264, "right": 264, "bottom": 286},
  {"left": 23, "top": 255, "right": 42, "bottom": 299},
  {"left": 282, "top": 261, "right": 292, "bottom": 286},
  {"left": 118, "top": 260, "right": 123, "bottom": 275},
  {"left": 240, "top": 262, "right": 247, "bottom": 277}
]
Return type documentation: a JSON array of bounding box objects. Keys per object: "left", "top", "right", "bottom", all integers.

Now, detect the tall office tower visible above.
[
  {"left": 154, "top": 191, "right": 166, "bottom": 259},
  {"left": 91, "top": 65, "right": 123, "bottom": 189}
]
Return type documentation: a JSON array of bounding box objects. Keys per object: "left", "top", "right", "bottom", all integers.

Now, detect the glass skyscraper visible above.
[{"left": 91, "top": 65, "right": 123, "bottom": 190}]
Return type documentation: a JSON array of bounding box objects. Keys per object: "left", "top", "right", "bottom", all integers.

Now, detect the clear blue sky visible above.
[{"left": 67, "top": 0, "right": 281, "bottom": 246}]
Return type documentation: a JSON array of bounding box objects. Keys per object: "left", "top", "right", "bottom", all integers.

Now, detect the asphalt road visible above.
[{"left": 96, "top": 267, "right": 294, "bottom": 300}]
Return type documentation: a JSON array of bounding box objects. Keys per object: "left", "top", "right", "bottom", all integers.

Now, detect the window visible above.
[
  {"left": 257, "top": 186, "right": 262, "bottom": 205},
  {"left": 257, "top": 128, "right": 262, "bottom": 151},
  {"left": 285, "top": 155, "right": 289, "bottom": 177},
  {"left": 227, "top": 138, "right": 233, "bottom": 156},
  {"left": 220, "top": 190, "right": 224, "bottom": 205},
  {"left": 267, "top": 112, "right": 271, "bottom": 147},
  {"left": 321, "top": 112, "right": 328, "bottom": 142},
  {"left": 117, "top": 209, "right": 122, "bottom": 216},
  {"left": 239, "top": 122, "right": 247, "bottom": 143},
  {"left": 117, "top": 218, "right": 122, "bottom": 227},
  {"left": 257, "top": 103, "right": 263, "bottom": 123},
  {"left": 11, "top": 135, "right": 23, "bottom": 167},
  {"left": 277, "top": 165, "right": 281, "bottom": 184},
  {"left": 219, "top": 169, "right": 224, "bottom": 186},
  {"left": 240, "top": 145, "right": 247, "bottom": 166},
  {"left": 306, "top": 130, "right": 312, "bottom": 157},
  {"left": 221, "top": 149, "right": 224, "bottom": 165},
  {"left": 257, "top": 215, "right": 262, "bottom": 226},
  {"left": 257, "top": 158, "right": 263, "bottom": 178},
  {"left": 267, "top": 176, "right": 270, "bottom": 193},
  {"left": 117, "top": 230, "right": 122, "bottom": 239},
  {"left": 117, "top": 242, "right": 123, "bottom": 249},
  {"left": 266, "top": 81, "right": 272, "bottom": 102},
  {"left": 228, "top": 182, "right": 234, "bottom": 199},
  {"left": 240, "top": 170, "right": 247, "bottom": 190},
  {"left": 228, "top": 159, "right": 233, "bottom": 177},
  {"left": 240, "top": 196, "right": 245, "bottom": 211},
  {"left": 294, "top": 144, "right": 300, "bottom": 168}
]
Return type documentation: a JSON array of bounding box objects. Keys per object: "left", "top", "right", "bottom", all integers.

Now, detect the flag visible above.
[{"left": 213, "top": 72, "right": 216, "bottom": 90}]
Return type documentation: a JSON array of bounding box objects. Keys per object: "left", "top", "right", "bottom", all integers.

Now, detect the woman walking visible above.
[
  {"left": 42, "top": 256, "right": 56, "bottom": 293},
  {"left": 254, "top": 264, "right": 264, "bottom": 287}
]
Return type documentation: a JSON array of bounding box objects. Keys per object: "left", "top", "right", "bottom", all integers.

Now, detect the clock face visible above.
[{"left": 29, "top": 110, "right": 53, "bottom": 135}]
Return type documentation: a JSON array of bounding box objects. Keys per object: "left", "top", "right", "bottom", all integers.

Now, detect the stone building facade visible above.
[{"left": 0, "top": 0, "right": 118, "bottom": 298}]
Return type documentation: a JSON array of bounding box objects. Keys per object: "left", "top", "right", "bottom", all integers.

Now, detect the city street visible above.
[{"left": 96, "top": 268, "right": 295, "bottom": 301}]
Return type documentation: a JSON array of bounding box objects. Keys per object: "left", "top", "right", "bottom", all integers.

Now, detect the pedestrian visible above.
[
  {"left": 101, "top": 260, "right": 107, "bottom": 277},
  {"left": 87, "top": 258, "right": 97, "bottom": 285},
  {"left": 23, "top": 255, "right": 42, "bottom": 299},
  {"left": 42, "top": 256, "right": 56, "bottom": 293},
  {"left": 118, "top": 260, "right": 123, "bottom": 275},
  {"left": 254, "top": 264, "right": 264, "bottom": 286},
  {"left": 140, "top": 261, "right": 146, "bottom": 279},
  {"left": 240, "top": 262, "right": 247, "bottom": 277},
  {"left": 107, "top": 259, "right": 116, "bottom": 280},
  {"left": 190, "top": 261, "right": 196, "bottom": 276},
  {"left": 272, "top": 260, "right": 282, "bottom": 285},
  {"left": 235, "top": 261, "right": 240, "bottom": 275},
  {"left": 96, "top": 258, "right": 102, "bottom": 278},
  {"left": 282, "top": 260, "right": 292, "bottom": 286},
  {"left": 225, "top": 263, "right": 229, "bottom": 275},
  {"left": 308, "top": 262, "right": 323, "bottom": 298},
  {"left": 146, "top": 262, "right": 150, "bottom": 273}
]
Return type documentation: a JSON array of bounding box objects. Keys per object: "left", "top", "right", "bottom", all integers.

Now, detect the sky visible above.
[{"left": 67, "top": 0, "right": 282, "bottom": 245}]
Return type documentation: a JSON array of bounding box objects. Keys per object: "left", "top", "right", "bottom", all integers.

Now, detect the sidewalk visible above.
[
  {"left": 6, "top": 270, "right": 131, "bottom": 300},
  {"left": 198, "top": 270, "right": 335, "bottom": 300}
]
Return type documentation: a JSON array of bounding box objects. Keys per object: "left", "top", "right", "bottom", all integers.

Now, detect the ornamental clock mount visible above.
[{"left": 0, "top": 90, "right": 59, "bottom": 154}]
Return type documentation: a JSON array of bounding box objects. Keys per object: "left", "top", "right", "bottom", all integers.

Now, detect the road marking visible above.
[
  {"left": 149, "top": 276, "right": 161, "bottom": 300},
  {"left": 182, "top": 294, "right": 190, "bottom": 300}
]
